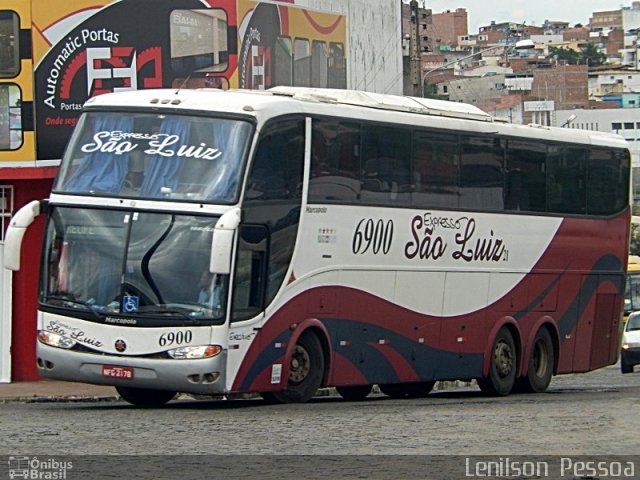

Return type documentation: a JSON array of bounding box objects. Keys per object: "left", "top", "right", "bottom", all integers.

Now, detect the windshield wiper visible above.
[
  {"left": 136, "top": 305, "right": 205, "bottom": 323},
  {"left": 178, "top": 302, "right": 225, "bottom": 319},
  {"left": 43, "top": 294, "right": 103, "bottom": 321}
]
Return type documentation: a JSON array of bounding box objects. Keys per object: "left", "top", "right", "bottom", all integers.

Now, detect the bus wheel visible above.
[
  {"left": 478, "top": 328, "right": 517, "bottom": 396},
  {"left": 336, "top": 385, "right": 372, "bottom": 401},
  {"left": 116, "top": 386, "right": 176, "bottom": 407},
  {"left": 515, "top": 328, "right": 554, "bottom": 393},
  {"left": 269, "top": 332, "right": 325, "bottom": 403},
  {"left": 621, "top": 357, "right": 633, "bottom": 374},
  {"left": 378, "top": 381, "right": 435, "bottom": 398}
]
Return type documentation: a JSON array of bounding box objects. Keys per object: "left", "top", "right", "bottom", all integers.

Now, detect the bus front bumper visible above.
[{"left": 36, "top": 342, "right": 228, "bottom": 395}]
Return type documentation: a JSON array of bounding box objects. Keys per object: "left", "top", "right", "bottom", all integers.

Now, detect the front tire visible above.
[
  {"left": 378, "top": 381, "right": 435, "bottom": 398},
  {"left": 336, "top": 385, "right": 372, "bottom": 401},
  {"left": 478, "top": 328, "right": 517, "bottom": 396},
  {"left": 116, "top": 386, "right": 176, "bottom": 406},
  {"left": 515, "top": 328, "right": 554, "bottom": 393},
  {"left": 621, "top": 356, "right": 633, "bottom": 374},
  {"left": 268, "top": 332, "right": 325, "bottom": 403}
]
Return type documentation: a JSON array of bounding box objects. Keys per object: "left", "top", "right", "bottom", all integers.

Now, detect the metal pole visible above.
[{"left": 409, "top": 0, "right": 420, "bottom": 96}]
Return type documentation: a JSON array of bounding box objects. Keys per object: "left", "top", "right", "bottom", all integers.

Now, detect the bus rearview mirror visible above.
[
  {"left": 210, "top": 207, "right": 241, "bottom": 274},
  {"left": 4, "top": 200, "right": 46, "bottom": 271}
]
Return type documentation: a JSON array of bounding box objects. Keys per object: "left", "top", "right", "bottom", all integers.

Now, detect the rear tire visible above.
[
  {"left": 478, "top": 328, "right": 517, "bottom": 396},
  {"left": 621, "top": 357, "right": 633, "bottom": 374},
  {"left": 336, "top": 385, "right": 372, "bottom": 401},
  {"left": 259, "top": 391, "right": 278, "bottom": 403},
  {"left": 515, "top": 328, "right": 554, "bottom": 393},
  {"left": 378, "top": 381, "right": 435, "bottom": 398},
  {"left": 116, "top": 386, "right": 176, "bottom": 406},
  {"left": 267, "top": 332, "right": 325, "bottom": 403}
]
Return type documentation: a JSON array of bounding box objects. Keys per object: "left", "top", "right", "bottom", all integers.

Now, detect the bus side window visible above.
[
  {"left": 587, "top": 148, "right": 629, "bottom": 215},
  {"left": 247, "top": 119, "right": 304, "bottom": 200},
  {"left": 460, "top": 136, "right": 505, "bottom": 211},
  {"left": 308, "top": 119, "right": 361, "bottom": 202},
  {"left": 505, "top": 140, "right": 546, "bottom": 212},
  {"left": 360, "top": 125, "right": 411, "bottom": 204},
  {"left": 232, "top": 225, "right": 268, "bottom": 322},
  {"left": 547, "top": 146, "right": 586, "bottom": 214},
  {"left": 411, "top": 130, "right": 459, "bottom": 209}
]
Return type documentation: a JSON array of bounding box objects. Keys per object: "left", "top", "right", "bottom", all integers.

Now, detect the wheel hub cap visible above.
[
  {"left": 289, "top": 345, "right": 311, "bottom": 384},
  {"left": 495, "top": 341, "right": 513, "bottom": 378}
]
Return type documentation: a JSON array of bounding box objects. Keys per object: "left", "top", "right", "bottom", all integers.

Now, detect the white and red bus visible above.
[{"left": 4, "top": 87, "right": 631, "bottom": 404}]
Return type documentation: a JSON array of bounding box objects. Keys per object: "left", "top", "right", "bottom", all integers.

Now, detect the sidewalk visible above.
[{"left": 0, "top": 379, "right": 119, "bottom": 402}]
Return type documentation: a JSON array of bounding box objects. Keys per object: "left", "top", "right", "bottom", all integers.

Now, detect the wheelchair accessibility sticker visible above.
[{"left": 122, "top": 295, "right": 139, "bottom": 313}]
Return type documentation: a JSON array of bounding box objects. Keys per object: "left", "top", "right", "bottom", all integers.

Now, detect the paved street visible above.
[
  {"left": 1, "top": 364, "right": 639, "bottom": 479},
  {"left": 1, "top": 364, "right": 639, "bottom": 456}
]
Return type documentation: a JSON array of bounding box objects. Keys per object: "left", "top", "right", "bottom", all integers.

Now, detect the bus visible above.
[
  {"left": 0, "top": 0, "right": 401, "bottom": 381},
  {"left": 4, "top": 87, "right": 631, "bottom": 405}
]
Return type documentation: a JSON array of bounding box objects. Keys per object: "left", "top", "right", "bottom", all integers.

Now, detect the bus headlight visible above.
[
  {"left": 38, "top": 330, "right": 77, "bottom": 349},
  {"left": 166, "top": 345, "right": 222, "bottom": 359}
]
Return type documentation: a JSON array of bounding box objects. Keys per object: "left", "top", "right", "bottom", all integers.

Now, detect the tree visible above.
[
  {"left": 579, "top": 43, "right": 606, "bottom": 67},
  {"left": 549, "top": 44, "right": 606, "bottom": 67},
  {"left": 549, "top": 46, "right": 580, "bottom": 64}
]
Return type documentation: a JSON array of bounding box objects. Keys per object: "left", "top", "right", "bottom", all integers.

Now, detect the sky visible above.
[{"left": 420, "top": 0, "right": 634, "bottom": 33}]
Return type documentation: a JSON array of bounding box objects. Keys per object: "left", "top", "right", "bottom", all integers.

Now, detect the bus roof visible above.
[{"left": 83, "top": 87, "right": 630, "bottom": 149}]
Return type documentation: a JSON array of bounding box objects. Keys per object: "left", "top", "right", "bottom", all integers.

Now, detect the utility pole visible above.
[
  {"left": 409, "top": 0, "right": 420, "bottom": 96},
  {"left": 633, "top": 28, "right": 638, "bottom": 72}
]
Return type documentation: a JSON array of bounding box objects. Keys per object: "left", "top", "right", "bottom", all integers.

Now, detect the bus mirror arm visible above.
[
  {"left": 4, "top": 200, "right": 48, "bottom": 271},
  {"left": 210, "top": 207, "right": 241, "bottom": 275}
]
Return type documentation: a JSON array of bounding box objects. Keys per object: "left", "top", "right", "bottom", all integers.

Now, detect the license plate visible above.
[{"left": 102, "top": 365, "right": 134, "bottom": 379}]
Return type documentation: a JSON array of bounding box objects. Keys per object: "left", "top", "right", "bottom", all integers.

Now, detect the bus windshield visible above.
[
  {"left": 54, "top": 111, "right": 253, "bottom": 202},
  {"left": 41, "top": 207, "right": 228, "bottom": 324}
]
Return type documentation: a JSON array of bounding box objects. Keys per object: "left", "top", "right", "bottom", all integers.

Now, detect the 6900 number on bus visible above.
[
  {"left": 158, "top": 330, "right": 193, "bottom": 347},
  {"left": 352, "top": 218, "right": 393, "bottom": 255}
]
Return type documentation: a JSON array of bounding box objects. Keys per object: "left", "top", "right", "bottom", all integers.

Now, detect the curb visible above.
[
  {"left": 0, "top": 395, "right": 120, "bottom": 404},
  {"left": 0, "top": 381, "right": 476, "bottom": 404}
]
